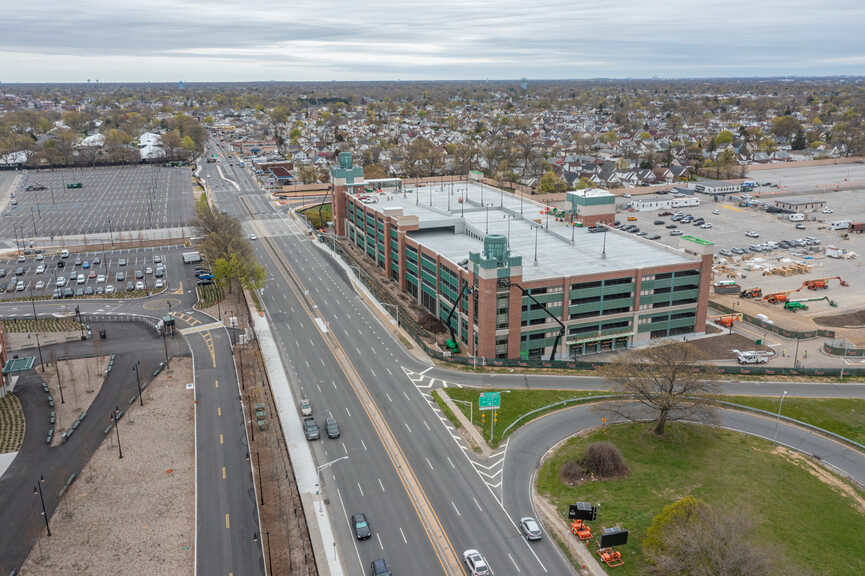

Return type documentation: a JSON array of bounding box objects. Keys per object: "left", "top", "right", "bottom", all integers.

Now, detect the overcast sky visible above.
[{"left": 1, "top": 0, "right": 863, "bottom": 82}]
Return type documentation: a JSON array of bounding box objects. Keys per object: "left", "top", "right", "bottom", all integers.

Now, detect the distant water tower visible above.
[
  {"left": 521, "top": 78, "right": 527, "bottom": 90},
  {"left": 179, "top": 80, "right": 184, "bottom": 90}
]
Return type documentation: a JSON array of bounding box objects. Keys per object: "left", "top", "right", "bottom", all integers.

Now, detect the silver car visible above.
[{"left": 520, "top": 516, "right": 543, "bottom": 541}]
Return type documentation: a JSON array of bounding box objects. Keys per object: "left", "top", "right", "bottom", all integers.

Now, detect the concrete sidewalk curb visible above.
[
  {"left": 249, "top": 297, "right": 344, "bottom": 576},
  {"left": 437, "top": 389, "right": 491, "bottom": 457}
]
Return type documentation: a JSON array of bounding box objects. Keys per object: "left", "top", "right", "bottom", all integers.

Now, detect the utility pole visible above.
[
  {"left": 133, "top": 360, "right": 143, "bottom": 406},
  {"left": 34, "top": 474, "right": 51, "bottom": 536},
  {"left": 112, "top": 407, "right": 123, "bottom": 459},
  {"left": 257, "top": 450, "right": 264, "bottom": 505},
  {"left": 55, "top": 359, "right": 64, "bottom": 404},
  {"left": 34, "top": 333, "right": 45, "bottom": 372}
]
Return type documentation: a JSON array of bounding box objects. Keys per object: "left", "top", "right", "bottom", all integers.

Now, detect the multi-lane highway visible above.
[{"left": 203, "top": 139, "right": 865, "bottom": 576}]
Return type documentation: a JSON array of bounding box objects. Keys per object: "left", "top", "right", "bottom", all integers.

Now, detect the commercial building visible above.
[
  {"left": 566, "top": 189, "right": 615, "bottom": 226},
  {"left": 773, "top": 198, "right": 826, "bottom": 212},
  {"left": 694, "top": 180, "right": 741, "bottom": 195},
  {"left": 332, "top": 153, "right": 712, "bottom": 361},
  {"left": 629, "top": 196, "right": 701, "bottom": 212}
]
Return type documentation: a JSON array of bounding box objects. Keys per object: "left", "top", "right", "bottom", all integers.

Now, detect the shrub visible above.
[
  {"left": 560, "top": 459, "right": 585, "bottom": 485},
  {"left": 581, "top": 442, "right": 629, "bottom": 479}
]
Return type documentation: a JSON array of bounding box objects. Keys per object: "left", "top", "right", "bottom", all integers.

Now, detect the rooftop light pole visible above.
[
  {"left": 33, "top": 474, "right": 51, "bottom": 536},
  {"left": 533, "top": 225, "right": 539, "bottom": 265}
]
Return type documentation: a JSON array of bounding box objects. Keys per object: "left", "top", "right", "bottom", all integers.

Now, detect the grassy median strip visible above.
[
  {"left": 538, "top": 422, "right": 865, "bottom": 576},
  {"left": 431, "top": 390, "right": 461, "bottom": 429},
  {"left": 720, "top": 395, "right": 865, "bottom": 446},
  {"left": 446, "top": 388, "right": 603, "bottom": 447}
]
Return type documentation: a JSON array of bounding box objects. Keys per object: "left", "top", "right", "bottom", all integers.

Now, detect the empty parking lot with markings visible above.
[{"left": 2, "top": 165, "right": 195, "bottom": 238}]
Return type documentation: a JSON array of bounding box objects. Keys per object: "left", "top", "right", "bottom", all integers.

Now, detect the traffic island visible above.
[{"left": 536, "top": 422, "right": 865, "bottom": 576}]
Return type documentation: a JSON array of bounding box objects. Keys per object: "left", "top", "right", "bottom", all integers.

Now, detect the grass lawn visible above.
[
  {"left": 446, "top": 388, "right": 606, "bottom": 447},
  {"left": 537, "top": 422, "right": 865, "bottom": 576},
  {"left": 721, "top": 395, "right": 865, "bottom": 446},
  {"left": 299, "top": 203, "right": 332, "bottom": 228}
]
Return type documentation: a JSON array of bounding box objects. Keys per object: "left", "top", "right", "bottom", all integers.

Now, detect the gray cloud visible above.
[{"left": 0, "top": 0, "right": 863, "bottom": 81}]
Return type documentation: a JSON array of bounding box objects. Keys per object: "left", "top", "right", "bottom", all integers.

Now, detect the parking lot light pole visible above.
[
  {"left": 33, "top": 474, "right": 51, "bottom": 536},
  {"left": 112, "top": 406, "right": 123, "bottom": 459},
  {"left": 133, "top": 360, "right": 143, "bottom": 406},
  {"left": 34, "top": 333, "right": 45, "bottom": 372}
]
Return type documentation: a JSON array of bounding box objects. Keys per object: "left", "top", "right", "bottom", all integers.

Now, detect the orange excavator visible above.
[{"left": 803, "top": 277, "right": 849, "bottom": 290}]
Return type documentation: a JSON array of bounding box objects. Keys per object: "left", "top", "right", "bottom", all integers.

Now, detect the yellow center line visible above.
[
  {"left": 225, "top": 514, "right": 230, "bottom": 529},
  {"left": 217, "top": 407, "right": 222, "bottom": 416},
  {"left": 219, "top": 433, "right": 224, "bottom": 445},
  {"left": 222, "top": 466, "right": 226, "bottom": 480},
  {"left": 215, "top": 379, "right": 219, "bottom": 388}
]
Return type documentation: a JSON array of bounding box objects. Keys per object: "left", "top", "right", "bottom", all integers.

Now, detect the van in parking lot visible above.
[
  {"left": 77, "top": 274, "right": 85, "bottom": 284},
  {"left": 789, "top": 213, "right": 805, "bottom": 222},
  {"left": 829, "top": 220, "right": 852, "bottom": 230}
]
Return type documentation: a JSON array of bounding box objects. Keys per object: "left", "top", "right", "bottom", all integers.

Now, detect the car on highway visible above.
[
  {"left": 463, "top": 549, "right": 492, "bottom": 575},
  {"left": 370, "top": 558, "right": 392, "bottom": 576},
  {"left": 520, "top": 517, "right": 543, "bottom": 541},
  {"left": 325, "top": 417, "right": 340, "bottom": 439},
  {"left": 300, "top": 398, "right": 313, "bottom": 417},
  {"left": 35, "top": 280, "right": 45, "bottom": 290},
  {"left": 303, "top": 417, "right": 319, "bottom": 440},
  {"left": 351, "top": 513, "right": 372, "bottom": 540},
  {"left": 36, "top": 264, "right": 45, "bottom": 274}
]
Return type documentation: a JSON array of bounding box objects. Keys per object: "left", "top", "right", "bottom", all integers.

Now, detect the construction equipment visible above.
[
  {"left": 803, "top": 276, "right": 849, "bottom": 290},
  {"left": 789, "top": 296, "right": 838, "bottom": 307},
  {"left": 443, "top": 282, "right": 471, "bottom": 354},
  {"left": 784, "top": 301, "right": 808, "bottom": 312},
  {"left": 711, "top": 313, "right": 743, "bottom": 328},
  {"left": 570, "top": 519, "right": 593, "bottom": 541},
  {"left": 763, "top": 287, "right": 801, "bottom": 304},
  {"left": 739, "top": 287, "right": 762, "bottom": 299}
]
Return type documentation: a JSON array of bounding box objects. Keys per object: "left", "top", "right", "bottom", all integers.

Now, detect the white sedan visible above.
[
  {"left": 97, "top": 274, "right": 106, "bottom": 283},
  {"left": 35, "top": 280, "right": 45, "bottom": 290},
  {"left": 55, "top": 277, "right": 66, "bottom": 287},
  {"left": 463, "top": 549, "right": 492, "bottom": 575}
]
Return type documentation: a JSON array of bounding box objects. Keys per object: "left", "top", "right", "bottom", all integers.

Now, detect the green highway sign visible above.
[{"left": 479, "top": 391, "right": 501, "bottom": 411}]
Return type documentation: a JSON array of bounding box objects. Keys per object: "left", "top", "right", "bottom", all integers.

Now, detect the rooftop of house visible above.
[{"left": 349, "top": 181, "right": 700, "bottom": 282}]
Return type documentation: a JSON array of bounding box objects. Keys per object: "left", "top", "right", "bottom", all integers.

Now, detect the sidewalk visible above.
[{"left": 248, "top": 295, "right": 344, "bottom": 576}]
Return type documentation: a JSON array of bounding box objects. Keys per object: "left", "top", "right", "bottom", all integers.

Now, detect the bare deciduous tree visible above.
[{"left": 598, "top": 342, "right": 717, "bottom": 435}]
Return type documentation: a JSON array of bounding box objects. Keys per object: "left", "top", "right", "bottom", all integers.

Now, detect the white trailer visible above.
[{"left": 182, "top": 251, "right": 202, "bottom": 264}]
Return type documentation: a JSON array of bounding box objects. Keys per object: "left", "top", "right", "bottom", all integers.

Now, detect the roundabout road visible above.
[{"left": 503, "top": 402, "right": 865, "bottom": 573}]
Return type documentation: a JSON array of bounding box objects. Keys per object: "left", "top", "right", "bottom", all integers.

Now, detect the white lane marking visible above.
[
  {"left": 385, "top": 367, "right": 393, "bottom": 376},
  {"left": 450, "top": 500, "right": 461, "bottom": 517},
  {"left": 423, "top": 420, "right": 432, "bottom": 432},
  {"left": 419, "top": 366, "right": 434, "bottom": 376},
  {"left": 508, "top": 553, "right": 521, "bottom": 573},
  {"left": 336, "top": 488, "right": 365, "bottom": 575},
  {"left": 385, "top": 392, "right": 393, "bottom": 403},
  {"left": 399, "top": 527, "right": 407, "bottom": 544},
  {"left": 472, "top": 496, "right": 483, "bottom": 512},
  {"left": 447, "top": 456, "right": 456, "bottom": 469},
  {"left": 376, "top": 533, "right": 384, "bottom": 551},
  {"left": 370, "top": 368, "right": 376, "bottom": 377},
  {"left": 378, "top": 478, "right": 385, "bottom": 493},
  {"left": 342, "top": 442, "right": 348, "bottom": 455},
  {"left": 403, "top": 390, "right": 411, "bottom": 400},
  {"left": 345, "top": 407, "right": 351, "bottom": 418},
  {"left": 404, "top": 422, "right": 412, "bottom": 433},
  {"left": 316, "top": 382, "right": 322, "bottom": 393},
  {"left": 425, "top": 457, "right": 434, "bottom": 470},
  {"left": 360, "top": 439, "right": 367, "bottom": 451},
  {"left": 332, "top": 380, "right": 338, "bottom": 390}
]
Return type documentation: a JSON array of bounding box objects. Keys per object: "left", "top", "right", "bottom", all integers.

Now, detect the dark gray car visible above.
[
  {"left": 325, "top": 417, "right": 340, "bottom": 439},
  {"left": 352, "top": 513, "right": 372, "bottom": 540}
]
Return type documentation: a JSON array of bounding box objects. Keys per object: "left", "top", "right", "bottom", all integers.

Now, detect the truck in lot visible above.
[
  {"left": 182, "top": 251, "right": 202, "bottom": 264},
  {"left": 829, "top": 220, "right": 852, "bottom": 230},
  {"left": 736, "top": 350, "right": 771, "bottom": 364}
]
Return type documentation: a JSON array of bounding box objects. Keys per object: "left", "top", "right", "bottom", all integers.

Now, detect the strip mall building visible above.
[{"left": 331, "top": 153, "right": 712, "bottom": 361}]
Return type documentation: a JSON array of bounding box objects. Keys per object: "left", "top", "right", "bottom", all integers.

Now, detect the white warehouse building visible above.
[{"left": 629, "top": 196, "right": 701, "bottom": 212}]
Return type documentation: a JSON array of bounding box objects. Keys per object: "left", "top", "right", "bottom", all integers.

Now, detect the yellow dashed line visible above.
[
  {"left": 215, "top": 379, "right": 219, "bottom": 388},
  {"left": 217, "top": 407, "right": 221, "bottom": 416},
  {"left": 219, "top": 433, "right": 224, "bottom": 445},
  {"left": 225, "top": 514, "right": 230, "bottom": 529},
  {"left": 723, "top": 204, "right": 744, "bottom": 212},
  {"left": 222, "top": 466, "right": 226, "bottom": 480}
]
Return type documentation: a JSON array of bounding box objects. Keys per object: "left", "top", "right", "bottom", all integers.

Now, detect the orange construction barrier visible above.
[{"left": 598, "top": 547, "right": 624, "bottom": 568}]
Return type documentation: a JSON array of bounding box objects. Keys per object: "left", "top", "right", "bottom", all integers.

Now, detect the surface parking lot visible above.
[
  {"left": 0, "top": 245, "right": 189, "bottom": 301},
  {"left": 619, "top": 189, "right": 865, "bottom": 313},
  {"left": 2, "top": 165, "right": 195, "bottom": 238}
]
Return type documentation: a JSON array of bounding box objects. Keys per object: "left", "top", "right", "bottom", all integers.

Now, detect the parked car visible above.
[
  {"left": 670, "top": 230, "right": 683, "bottom": 236},
  {"left": 118, "top": 258, "right": 127, "bottom": 266},
  {"left": 55, "top": 276, "right": 66, "bottom": 287},
  {"left": 155, "top": 279, "right": 164, "bottom": 289},
  {"left": 135, "top": 280, "right": 145, "bottom": 291},
  {"left": 35, "top": 280, "right": 45, "bottom": 290},
  {"left": 745, "top": 231, "right": 760, "bottom": 238},
  {"left": 105, "top": 284, "right": 115, "bottom": 294},
  {"left": 97, "top": 274, "right": 106, "bottom": 283}
]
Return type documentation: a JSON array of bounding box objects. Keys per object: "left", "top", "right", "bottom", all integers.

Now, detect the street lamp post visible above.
[
  {"left": 34, "top": 333, "right": 45, "bottom": 372},
  {"left": 133, "top": 360, "right": 143, "bottom": 407},
  {"left": 840, "top": 341, "right": 851, "bottom": 381},
  {"left": 112, "top": 407, "right": 123, "bottom": 459},
  {"left": 34, "top": 474, "right": 51, "bottom": 536},
  {"left": 772, "top": 390, "right": 788, "bottom": 446}
]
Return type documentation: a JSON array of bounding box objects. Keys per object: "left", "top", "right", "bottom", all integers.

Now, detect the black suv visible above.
[{"left": 370, "top": 559, "right": 392, "bottom": 576}]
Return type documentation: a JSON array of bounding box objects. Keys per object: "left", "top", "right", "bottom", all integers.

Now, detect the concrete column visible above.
[
  {"left": 475, "top": 276, "right": 498, "bottom": 360},
  {"left": 694, "top": 254, "right": 713, "bottom": 332}
]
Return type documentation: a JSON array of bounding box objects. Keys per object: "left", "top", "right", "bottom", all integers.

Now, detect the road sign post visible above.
[{"left": 478, "top": 392, "right": 501, "bottom": 444}]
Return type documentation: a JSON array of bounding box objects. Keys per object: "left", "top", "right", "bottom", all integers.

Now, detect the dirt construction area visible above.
[{"left": 19, "top": 357, "right": 194, "bottom": 576}]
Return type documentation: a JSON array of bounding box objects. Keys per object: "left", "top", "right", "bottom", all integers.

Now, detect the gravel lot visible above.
[{"left": 19, "top": 357, "right": 194, "bottom": 576}]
